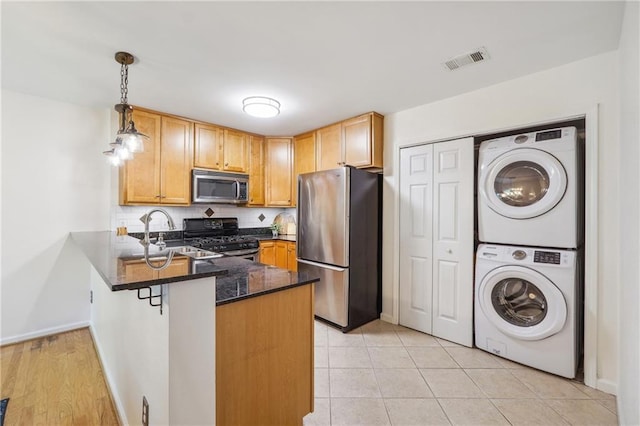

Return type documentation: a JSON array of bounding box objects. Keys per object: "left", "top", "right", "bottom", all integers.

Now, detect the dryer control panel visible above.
[{"left": 533, "top": 250, "right": 561, "bottom": 264}]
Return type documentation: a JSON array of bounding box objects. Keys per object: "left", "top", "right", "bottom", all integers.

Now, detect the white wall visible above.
[
  {"left": 0, "top": 89, "right": 111, "bottom": 344},
  {"left": 617, "top": 1, "right": 639, "bottom": 424},
  {"left": 382, "top": 51, "right": 620, "bottom": 391}
]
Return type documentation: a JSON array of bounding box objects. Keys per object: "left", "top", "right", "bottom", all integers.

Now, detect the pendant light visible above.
[{"left": 103, "top": 51, "right": 148, "bottom": 165}]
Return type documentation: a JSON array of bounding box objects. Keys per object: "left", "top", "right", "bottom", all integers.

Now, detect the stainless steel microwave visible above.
[{"left": 192, "top": 169, "right": 249, "bottom": 204}]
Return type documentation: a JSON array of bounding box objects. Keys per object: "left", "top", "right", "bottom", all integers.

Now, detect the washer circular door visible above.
[
  {"left": 480, "top": 148, "right": 567, "bottom": 219},
  {"left": 478, "top": 265, "right": 567, "bottom": 341}
]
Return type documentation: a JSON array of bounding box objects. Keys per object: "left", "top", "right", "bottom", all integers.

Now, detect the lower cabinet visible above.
[
  {"left": 119, "top": 256, "right": 189, "bottom": 281},
  {"left": 259, "top": 240, "right": 297, "bottom": 271},
  {"left": 216, "top": 284, "right": 314, "bottom": 426}
]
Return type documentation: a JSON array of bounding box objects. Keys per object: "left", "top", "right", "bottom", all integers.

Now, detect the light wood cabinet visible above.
[
  {"left": 316, "top": 123, "right": 342, "bottom": 171},
  {"left": 316, "top": 112, "right": 383, "bottom": 171},
  {"left": 193, "top": 123, "right": 223, "bottom": 169},
  {"left": 265, "top": 138, "right": 293, "bottom": 206},
  {"left": 275, "top": 241, "right": 288, "bottom": 269},
  {"left": 343, "top": 112, "right": 383, "bottom": 169},
  {"left": 248, "top": 135, "right": 265, "bottom": 206},
  {"left": 216, "top": 284, "right": 313, "bottom": 426},
  {"left": 287, "top": 242, "right": 298, "bottom": 272},
  {"left": 120, "top": 256, "right": 189, "bottom": 282},
  {"left": 259, "top": 240, "right": 275, "bottom": 265},
  {"left": 292, "top": 132, "right": 316, "bottom": 207},
  {"left": 194, "top": 125, "right": 248, "bottom": 173},
  {"left": 120, "top": 110, "right": 193, "bottom": 205},
  {"left": 222, "top": 129, "right": 248, "bottom": 172},
  {"left": 260, "top": 240, "right": 296, "bottom": 271}
]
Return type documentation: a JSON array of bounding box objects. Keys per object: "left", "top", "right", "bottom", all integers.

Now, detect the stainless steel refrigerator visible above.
[{"left": 297, "top": 166, "right": 381, "bottom": 332}]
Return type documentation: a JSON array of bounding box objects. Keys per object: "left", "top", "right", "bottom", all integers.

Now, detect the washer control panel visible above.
[{"left": 533, "top": 250, "right": 561, "bottom": 264}]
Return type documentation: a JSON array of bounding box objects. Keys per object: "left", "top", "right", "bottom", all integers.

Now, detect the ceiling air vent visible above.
[{"left": 443, "top": 47, "right": 490, "bottom": 71}]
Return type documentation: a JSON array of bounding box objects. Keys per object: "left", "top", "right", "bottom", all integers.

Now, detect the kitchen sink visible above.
[
  {"left": 151, "top": 242, "right": 223, "bottom": 259},
  {"left": 170, "top": 246, "right": 224, "bottom": 259}
]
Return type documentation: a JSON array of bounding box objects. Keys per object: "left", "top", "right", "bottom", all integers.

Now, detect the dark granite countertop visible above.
[
  {"left": 70, "top": 231, "right": 316, "bottom": 305},
  {"left": 254, "top": 234, "right": 297, "bottom": 242}
]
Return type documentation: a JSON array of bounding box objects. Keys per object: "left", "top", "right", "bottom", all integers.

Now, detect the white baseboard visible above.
[
  {"left": 0, "top": 321, "right": 90, "bottom": 346},
  {"left": 596, "top": 378, "right": 618, "bottom": 396},
  {"left": 380, "top": 313, "right": 397, "bottom": 325},
  {"left": 89, "top": 324, "right": 127, "bottom": 425}
]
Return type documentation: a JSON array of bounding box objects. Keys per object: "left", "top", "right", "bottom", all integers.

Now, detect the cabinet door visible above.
[
  {"left": 160, "top": 116, "right": 193, "bottom": 204},
  {"left": 222, "top": 129, "right": 248, "bottom": 173},
  {"left": 122, "top": 260, "right": 157, "bottom": 282},
  {"left": 194, "top": 123, "right": 223, "bottom": 169},
  {"left": 287, "top": 242, "right": 297, "bottom": 272},
  {"left": 275, "top": 241, "right": 288, "bottom": 269},
  {"left": 265, "top": 138, "right": 293, "bottom": 206},
  {"left": 248, "top": 136, "right": 265, "bottom": 206},
  {"left": 343, "top": 113, "right": 383, "bottom": 169},
  {"left": 316, "top": 123, "right": 342, "bottom": 171},
  {"left": 119, "top": 110, "right": 162, "bottom": 204},
  {"left": 259, "top": 241, "right": 275, "bottom": 265},
  {"left": 159, "top": 257, "right": 190, "bottom": 279},
  {"left": 293, "top": 132, "right": 316, "bottom": 207}
]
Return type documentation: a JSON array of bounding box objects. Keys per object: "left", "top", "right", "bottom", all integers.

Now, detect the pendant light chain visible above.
[{"left": 120, "top": 62, "right": 129, "bottom": 105}]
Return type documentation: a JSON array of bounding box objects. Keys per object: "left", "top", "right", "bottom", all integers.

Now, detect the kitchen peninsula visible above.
[{"left": 71, "top": 231, "right": 318, "bottom": 426}]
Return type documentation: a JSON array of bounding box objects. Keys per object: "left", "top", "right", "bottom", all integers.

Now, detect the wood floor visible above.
[{"left": 0, "top": 328, "right": 119, "bottom": 425}]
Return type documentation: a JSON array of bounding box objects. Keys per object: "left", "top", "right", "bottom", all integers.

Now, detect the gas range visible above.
[{"left": 183, "top": 218, "right": 259, "bottom": 256}]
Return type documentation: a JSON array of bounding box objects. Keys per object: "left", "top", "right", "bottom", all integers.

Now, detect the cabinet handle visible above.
[
  {"left": 216, "top": 162, "right": 219, "bottom": 166},
  {"left": 225, "top": 163, "right": 229, "bottom": 166},
  {"left": 155, "top": 195, "right": 161, "bottom": 198},
  {"left": 447, "top": 249, "right": 452, "bottom": 254}
]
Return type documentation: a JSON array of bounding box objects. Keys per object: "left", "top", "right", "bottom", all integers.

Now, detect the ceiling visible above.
[{"left": 1, "top": 1, "right": 625, "bottom": 136}]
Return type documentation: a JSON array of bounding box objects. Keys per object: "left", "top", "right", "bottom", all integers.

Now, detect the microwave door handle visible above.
[{"left": 235, "top": 180, "right": 240, "bottom": 199}]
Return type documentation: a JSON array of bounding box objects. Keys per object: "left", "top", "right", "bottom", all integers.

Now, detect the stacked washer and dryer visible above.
[{"left": 475, "top": 126, "right": 584, "bottom": 379}]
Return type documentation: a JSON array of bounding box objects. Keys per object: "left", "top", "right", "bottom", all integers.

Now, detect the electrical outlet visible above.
[{"left": 142, "top": 396, "right": 149, "bottom": 426}]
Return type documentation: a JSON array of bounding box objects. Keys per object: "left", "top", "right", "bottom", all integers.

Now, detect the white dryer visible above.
[
  {"left": 474, "top": 244, "right": 582, "bottom": 378},
  {"left": 478, "top": 127, "right": 582, "bottom": 249}
]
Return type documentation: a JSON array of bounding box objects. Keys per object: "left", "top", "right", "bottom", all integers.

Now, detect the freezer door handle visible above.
[{"left": 297, "top": 258, "right": 347, "bottom": 272}]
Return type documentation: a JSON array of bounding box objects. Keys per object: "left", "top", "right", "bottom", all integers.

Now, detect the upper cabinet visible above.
[
  {"left": 265, "top": 138, "right": 293, "bottom": 207},
  {"left": 316, "top": 113, "right": 383, "bottom": 171},
  {"left": 292, "top": 132, "right": 316, "bottom": 207},
  {"left": 248, "top": 135, "right": 265, "bottom": 206},
  {"left": 193, "top": 125, "right": 248, "bottom": 173},
  {"left": 194, "top": 123, "right": 223, "bottom": 170},
  {"left": 120, "top": 110, "right": 192, "bottom": 205},
  {"left": 316, "top": 123, "right": 342, "bottom": 171},
  {"left": 222, "top": 129, "right": 248, "bottom": 173}
]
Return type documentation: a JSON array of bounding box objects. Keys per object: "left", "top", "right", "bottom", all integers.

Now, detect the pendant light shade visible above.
[
  {"left": 103, "top": 51, "right": 148, "bottom": 166},
  {"left": 242, "top": 96, "right": 280, "bottom": 118}
]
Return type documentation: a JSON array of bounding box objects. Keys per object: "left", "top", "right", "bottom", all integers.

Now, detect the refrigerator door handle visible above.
[{"left": 297, "top": 258, "right": 347, "bottom": 272}]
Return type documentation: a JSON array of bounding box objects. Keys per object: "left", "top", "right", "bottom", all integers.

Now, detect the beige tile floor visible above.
[{"left": 303, "top": 319, "right": 618, "bottom": 426}]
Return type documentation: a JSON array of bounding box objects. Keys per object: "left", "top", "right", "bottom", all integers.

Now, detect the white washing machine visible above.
[
  {"left": 474, "top": 244, "right": 582, "bottom": 378},
  {"left": 478, "top": 126, "right": 582, "bottom": 249}
]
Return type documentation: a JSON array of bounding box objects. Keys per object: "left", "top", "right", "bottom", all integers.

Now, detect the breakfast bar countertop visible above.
[{"left": 70, "top": 231, "right": 317, "bottom": 305}]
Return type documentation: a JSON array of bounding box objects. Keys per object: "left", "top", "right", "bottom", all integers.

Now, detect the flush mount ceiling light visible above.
[
  {"left": 103, "top": 51, "right": 149, "bottom": 166},
  {"left": 242, "top": 96, "right": 280, "bottom": 118}
]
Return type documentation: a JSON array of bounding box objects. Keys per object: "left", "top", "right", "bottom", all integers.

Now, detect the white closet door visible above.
[
  {"left": 432, "top": 137, "right": 474, "bottom": 346},
  {"left": 399, "top": 144, "right": 433, "bottom": 333}
]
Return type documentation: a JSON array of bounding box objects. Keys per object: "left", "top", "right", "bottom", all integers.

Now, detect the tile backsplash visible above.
[{"left": 112, "top": 205, "right": 296, "bottom": 233}]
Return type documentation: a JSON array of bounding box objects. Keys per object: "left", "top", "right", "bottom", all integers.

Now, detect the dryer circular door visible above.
[
  {"left": 480, "top": 148, "right": 567, "bottom": 219},
  {"left": 478, "top": 265, "right": 567, "bottom": 341}
]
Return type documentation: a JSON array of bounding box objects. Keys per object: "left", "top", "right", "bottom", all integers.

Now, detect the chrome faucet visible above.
[{"left": 139, "top": 208, "right": 176, "bottom": 247}]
